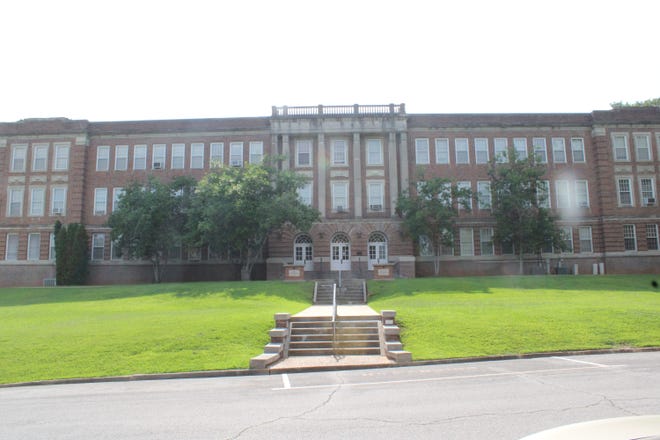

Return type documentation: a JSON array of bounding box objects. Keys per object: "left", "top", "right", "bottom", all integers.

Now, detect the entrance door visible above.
[
  {"left": 330, "top": 233, "right": 351, "bottom": 271},
  {"left": 367, "top": 232, "right": 388, "bottom": 270},
  {"left": 293, "top": 234, "right": 314, "bottom": 271}
]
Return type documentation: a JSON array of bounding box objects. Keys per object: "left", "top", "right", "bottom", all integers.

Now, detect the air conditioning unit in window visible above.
[
  {"left": 370, "top": 204, "right": 383, "bottom": 211},
  {"left": 153, "top": 162, "right": 163, "bottom": 169},
  {"left": 645, "top": 197, "right": 656, "bottom": 206},
  {"left": 336, "top": 205, "right": 345, "bottom": 213},
  {"left": 52, "top": 208, "right": 63, "bottom": 215},
  {"left": 230, "top": 160, "right": 242, "bottom": 167},
  {"left": 578, "top": 201, "right": 589, "bottom": 208},
  {"left": 94, "top": 210, "right": 106, "bottom": 216}
]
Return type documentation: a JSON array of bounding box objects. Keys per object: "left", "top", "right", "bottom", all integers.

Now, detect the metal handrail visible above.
[
  {"left": 332, "top": 283, "right": 337, "bottom": 355},
  {"left": 313, "top": 281, "right": 318, "bottom": 304},
  {"left": 362, "top": 280, "right": 367, "bottom": 304}
]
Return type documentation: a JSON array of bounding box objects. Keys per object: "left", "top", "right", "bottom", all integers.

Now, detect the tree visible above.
[
  {"left": 610, "top": 97, "right": 660, "bottom": 108},
  {"left": 189, "top": 163, "right": 319, "bottom": 281},
  {"left": 54, "top": 221, "right": 89, "bottom": 285},
  {"left": 107, "top": 176, "right": 196, "bottom": 283},
  {"left": 488, "top": 153, "right": 566, "bottom": 274},
  {"left": 396, "top": 176, "right": 472, "bottom": 275}
]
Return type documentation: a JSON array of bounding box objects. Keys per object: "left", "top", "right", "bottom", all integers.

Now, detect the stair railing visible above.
[
  {"left": 313, "top": 281, "right": 318, "bottom": 304},
  {"left": 362, "top": 280, "right": 367, "bottom": 303},
  {"left": 332, "top": 283, "right": 338, "bottom": 356}
]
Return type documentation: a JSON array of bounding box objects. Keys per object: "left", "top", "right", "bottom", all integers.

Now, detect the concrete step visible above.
[
  {"left": 290, "top": 340, "right": 380, "bottom": 350},
  {"left": 288, "top": 347, "right": 382, "bottom": 356},
  {"left": 290, "top": 333, "right": 381, "bottom": 342}
]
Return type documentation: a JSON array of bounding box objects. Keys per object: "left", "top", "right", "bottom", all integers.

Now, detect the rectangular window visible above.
[
  {"left": 53, "top": 143, "right": 70, "bottom": 170},
  {"left": 32, "top": 144, "right": 49, "bottom": 171},
  {"left": 30, "top": 187, "right": 45, "bottom": 216},
  {"left": 51, "top": 187, "right": 67, "bottom": 215},
  {"left": 190, "top": 143, "right": 204, "bottom": 169},
  {"left": 366, "top": 139, "right": 383, "bottom": 165},
  {"left": 634, "top": 134, "right": 652, "bottom": 161},
  {"left": 537, "top": 180, "right": 550, "bottom": 208},
  {"left": 332, "top": 182, "right": 348, "bottom": 212},
  {"left": 114, "top": 145, "right": 128, "bottom": 170},
  {"left": 27, "top": 233, "right": 41, "bottom": 261},
  {"left": 435, "top": 138, "right": 450, "bottom": 164},
  {"left": 575, "top": 180, "right": 589, "bottom": 208},
  {"left": 555, "top": 180, "right": 570, "bottom": 209},
  {"left": 249, "top": 141, "right": 263, "bottom": 164},
  {"left": 332, "top": 140, "right": 347, "bottom": 165},
  {"left": 112, "top": 188, "right": 124, "bottom": 212},
  {"left": 418, "top": 235, "right": 433, "bottom": 257},
  {"left": 94, "top": 188, "right": 108, "bottom": 215},
  {"left": 455, "top": 138, "right": 469, "bottom": 164},
  {"left": 111, "top": 239, "right": 123, "bottom": 260},
  {"left": 368, "top": 182, "right": 384, "bottom": 211},
  {"left": 560, "top": 227, "right": 573, "bottom": 253},
  {"left": 171, "top": 143, "right": 185, "bottom": 169},
  {"left": 49, "top": 233, "right": 56, "bottom": 260},
  {"left": 415, "top": 138, "right": 430, "bottom": 164},
  {"left": 295, "top": 140, "right": 311, "bottom": 167},
  {"left": 494, "top": 138, "right": 508, "bottom": 163},
  {"left": 5, "top": 233, "right": 19, "bottom": 260},
  {"left": 623, "top": 224, "right": 637, "bottom": 251},
  {"left": 477, "top": 181, "right": 491, "bottom": 209},
  {"left": 133, "top": 145, "right": 147, "bottom": 170},
  {"left": 96, "top": 146, "right": 110, "bottom": 171},
  {"left": 612, "top": 134, "right": 629, "bottom": 161},
  {"left": 646, "top": 224, "right": 659, "bottom": 250},
  {"left": 513, "top": 138, "right": 527, "bottom": 159},
  {"left": 578, "top": 226, "right": 593, "bottom": 253},
  {"left": 552, "top": 138, "right": 566, "bottom": 163},
  {"left": 91, "top": 233, "right": 105, "bottom": 260},
  {"left": 617, "top": 178, "right": 633, "bottom": 206},
  {"left": 640, "top": 178, "right": 656, "bottom": 206},
  {"left": 480, "top": 228, "right": 494, "bottom": 256},
  {"left": 11, "top": 144, "right": 27, "bottom": 172},
  {"left": 210, "top": 142, "right": 224, "bottom": 167},
  {"left": 532, "top": 138, "right": 547, "bottom": 163},
  {"left": 571, "top": 138, "right": 586, "bottom": 162},
  {"left": 7, "top": 188, "right": 24, "bottom": 217},
  {"left": 152, "top": 144, "right": 166, "bottom": 169},
  {"left": 457, "top": 181, "right": 472, "bottom": 209},
  {"left": 475, "top": 138, "right": 489, "bottom": 164},
  {"left": 297, "top": 182, "right": 312, "bottom": 206},
  {"left": 459, "top": 228, "right": 474, "bottom": 256},
  {"left": 501, "top": 239, "right": 514, "bottom": 255}
]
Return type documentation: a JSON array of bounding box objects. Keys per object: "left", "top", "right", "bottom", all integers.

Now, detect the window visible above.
[
  {"left": 532, "top": 138, "right": 547, "bottom": 163},
  {"left": 332, "top": 182, "right": 348, "bottom": 212},
  {"left": 475, "top": 138, "right": 489, "bottom": 164},
  {"left": 30, "top": 188, "right": 45, "bottom": 216},
  {"left": 295, "top": 140, "right": 311, "bottom": 167},
  {"left": 53, "top": 143, "right": 70, "bottom": 170},
  {"left": 249, "top": 141, "right": 263, "bottom": 164},
  {"left": 477, "top": 181, "right": 491, "bottom": 209},
  {"left": 418, "top": 235, "right": 433, "bottom": 257},
  {"left": 537, "top": 180, "right": 550, "bottom": 208},
  {"left": 91, "top": 233, "right": 105, "bottom": 260},
  {"left": 459, "top": 228, "right": 474, "bottom": 256},
  {"left": 111, "top": 239, "right": 124, "bottom": 260},
  {"left": 171, "top": 143, "right": 185, "bottom": 169},
  {"left": 617, "top": 178, "right": 633, "bottom": 206},
  {"left": 210, "top": 142, "right": 224, "bottom": 167},
  {"left": 27, "top": 233, "right": 41, "bottom": 261},
  {"left": 94, "top": 188, "right": 108, "bottom": 215},
  {"left": 7, "top": 188, "right": 24, "bottom": 217},
  {"left": 457, "top": 181, "right": 472, "bottom": 209},
  {"left": 368, "top": 182, "right": 384, "bottom": 212},
  {"left": 575, "top": 180, "right": 589, "bottom": 208},
  {"left": 5, "top": 234, "right": 19, "bottom": 260},
  {"left": 494, "top": 138, "right": 508, "bottom": 163},
  {"left": 51, "top": 187, "right": 67, "bottom": 215},
  {"left": 112, "top": 188, "right": 124, "bottom": 212},
  {"left": 571, "top": 138, "right": 586, "bottom": 162},
  {"left": 578, "top": 226, "right": 593, "bottom": 253},
  {"left": 366, "top": 139, "right": 383, "bottom": 165},
  {"left": 480, "top": 228, "right": 494, "bottom": 256},
  {"left": 623, "top": 224, "right": 637, "bottom": 251},
  {"left": 11, "top": 144, "right": 27, "bottom": 172},
  {"left": 96, "top": 146, "right": 110, "bottom": 171},
  {"left": 190, "top": 143, "right": 204, "bottom": 169},
  {"left": 646, "top": 224, "right": 659, "bottom": 250},
  {"left": 298, "top": 182, "right": 312, "bottom": 206},
  {"left": 455, "top": 138, "right": 469, "bottom": 164},
  {"left": 640, "top": 178, "right": 656, "bottom": 206},
  {"left": 415, "top": 138, "right": 430, "bottom": 164},
  {"left": 501, "top": 239, "right": 514, "bottom": 255},
  {"left": 152, "top": 144, "right": 166, "bottom": 169},
  {"left": 438, "top": 181, "right": 452, "bottom": 206},
  {"left": 49, "top": 233, "right": 56, "bottom": 260},
  {"left": 612, "top": 134, "right": 629, "bottom": 161},
  {"left": 560, "top": 227, "right": 573, "bottom": 253},
  {"left": 513, "top": 138, "right": 527, "bottom": 159},
  {"left": 634, "top": 134, "right": 652, "bottom": 161},
  {"left": 133, "top": 145, "right": 147, "bottom": 170},
  {"left": 168, "top": 242, "right": 182, "bottom": 260},
  {"left": 435, "top": 138, "right": 450, "bottom": 164},
  {"left": 114, "top": 145, "right": 128, "bottom": 170},
  {"left": 332, "top": 140, "right": 347, "bottom": 165},
  {"left": 551, "top": 138, "right": 566, "bottom": 163},
  {"left": 555, "top": 180, "right": 570, "bottom": 209},
  {"left": 32, "top": 144, "right": 49, "bottom": 171}
]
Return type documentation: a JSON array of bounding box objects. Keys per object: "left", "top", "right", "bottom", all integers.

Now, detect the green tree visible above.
[
  {"left": 54, "top": 221, "right": 89, "bottom": 285},
  {"left": 107, "top": 176, "right": 196, "bottom": 283},
  {"left": 610, "top": 97, "right": 660, "bottom": 108},
  {"left": 396, "top": 176, "right": 472, "bottom": 275},
  {"left": 189, "top": 163, "right": 319, "bottom": 280},
  {"left": 488, "top": 153, "right": 566, "bottom": 274}
]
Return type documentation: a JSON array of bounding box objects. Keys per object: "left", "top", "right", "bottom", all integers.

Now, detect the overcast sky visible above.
[{"left": 1, "top": 0, "right": 658, "bottom": 122}]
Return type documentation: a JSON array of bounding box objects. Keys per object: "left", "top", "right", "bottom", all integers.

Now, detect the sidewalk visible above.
[{"left": 292, "top": 304, "right": 381, "bottom": 319}]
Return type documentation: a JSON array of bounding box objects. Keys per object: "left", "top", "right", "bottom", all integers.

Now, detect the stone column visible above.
[
  {"left": 398, "top": 132, "right": 409, "bottom": 193},
  {"left": 353, "top": 132, "right": 362, "bottom": 218},
  {"left": 388, "top": 131, "right": 399, "bottom": 216},
  {"left": 281, "top": 135, "right": 290, "bottom": 170},
  {"left": 317, "top": 133, "right": 326, "bottom": 217}
]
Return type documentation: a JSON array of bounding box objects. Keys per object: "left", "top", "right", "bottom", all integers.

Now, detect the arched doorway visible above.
[
  {"left": 293, "top": 234, "right": 313, "bottom": 271},
  {"left": 368, "top": 232, "right": 388, "bottom": 270},
  {"left": 330, "top": 233, "right": 351, "bottom": 271}
]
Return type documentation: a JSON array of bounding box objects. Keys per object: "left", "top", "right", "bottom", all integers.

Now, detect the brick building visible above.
[{"left": 1, "top": 104, "right": 659, "bottom": 287}]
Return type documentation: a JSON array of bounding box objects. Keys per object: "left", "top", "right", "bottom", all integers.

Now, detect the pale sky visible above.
[{"left": 1, "top": 0, "right": 658, "bottom": 122}]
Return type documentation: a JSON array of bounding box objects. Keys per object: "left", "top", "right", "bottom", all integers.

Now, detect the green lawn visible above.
[{"left": 368, "top": 275, "right": 660, "bottom": 360}]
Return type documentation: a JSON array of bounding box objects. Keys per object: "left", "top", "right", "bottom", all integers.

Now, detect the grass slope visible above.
[{"left": 368, "top": 275, "right": 660, "bottom": 360}]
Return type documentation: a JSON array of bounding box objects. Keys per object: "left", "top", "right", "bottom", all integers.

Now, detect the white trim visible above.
[
  {"left": 114, "top": 145, "right": 129, "bottom": 171},
  {"left": 171, "top": 143, "right": 185, "bottom": 169},
  {"left": 295, "top": 139, "right": 312, "bottom": 167},
  {"left": 53, "top": 143, "right": 70, "bottom": 171},
  {"left": 249, "top": 141, "right": 263, "bottom": 164},
  {"left": 190, "top": 143, "right": 205, "bottom": 169},
  {"left": 32, "top": 143, "right": 49, "bottom": 172},
  {"left": 455, "top": 138, "right": 469, "bottom": 164},
  {"left": 633, "top": 133, "right": 652, "bottom": 162},
  {"left": 10, "top": 144, "right": 27, "bottom": 172},
  {"left": 415, "top": 138, "right": 430, "bottom": 164},
  {"left": 331, "top": 139, "right": 348, "bottom": 166},
  {"left": 611, "top": 133, "right": 630, "bottom": 162},
  {"left": 152, "top": 144, "right": 166, "bottom": 169},
  {"left": 616, "top": 176, "right": 634, "bottom": 207},
  {"left": 366, "top": 138, "right": 383, "bottom": 166},
  {"left": 571, "top": 137, "right": 586, "bottom": 163},
  {"left": 532, "top": 137, "right": 547, "bottom": 163},
  {"left": 96, "top": 145, "right": 110, "bottom": 171},
  {"left": 475, "top": 138, "right": 489, "bottom": 164},
  {"left": 435, "top": 138, "right": 450, "bottom": 164},
  {"left": 133, "top": 145, "right": 147, "bottom": 170}
]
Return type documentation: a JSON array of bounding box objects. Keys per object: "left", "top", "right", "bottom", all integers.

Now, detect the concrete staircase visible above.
[
  {"left": 314, "top": 279, "right": 366, "bottom": 305},
  {"left": 288, "top": 316, "right": 381, "bottom": 356}
]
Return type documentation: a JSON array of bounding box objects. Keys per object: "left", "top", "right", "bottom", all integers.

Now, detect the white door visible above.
[
  {"left": 293, "top": 235, "right": 314, "bottom": 271},
  {"left": 368, "top": 232, "right": 388, "bottom": 270},
  {"left": 330, "top": 233, "right": 351, "bottom": 271}
]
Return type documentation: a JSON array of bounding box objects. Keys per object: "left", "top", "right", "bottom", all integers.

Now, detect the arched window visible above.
[
  {"left": 293, "top": 234, "right": 313, "bottom": 270},
  {"left": 368, "top": 231, "right": 388, "bottom": 270}
]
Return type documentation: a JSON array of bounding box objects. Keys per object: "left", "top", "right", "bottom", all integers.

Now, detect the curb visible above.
[{"left": 2, "top": 346, "right": 659, "bottom": 389}]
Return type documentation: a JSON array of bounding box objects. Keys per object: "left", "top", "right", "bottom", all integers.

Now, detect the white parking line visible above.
[
  {"left": 281, "top": 373, "right": 291, "bottom": 389},
  {"left": 552, "top": 356, "right": 611, "bottom": 368}
]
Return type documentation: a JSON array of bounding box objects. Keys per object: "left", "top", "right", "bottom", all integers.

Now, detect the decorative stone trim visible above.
[
  {"left": 249, "top": 313, "right": 291, "bottom": 369},
  {"left": 381, "top": 310, "right": 412, "bottom": 363}
]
